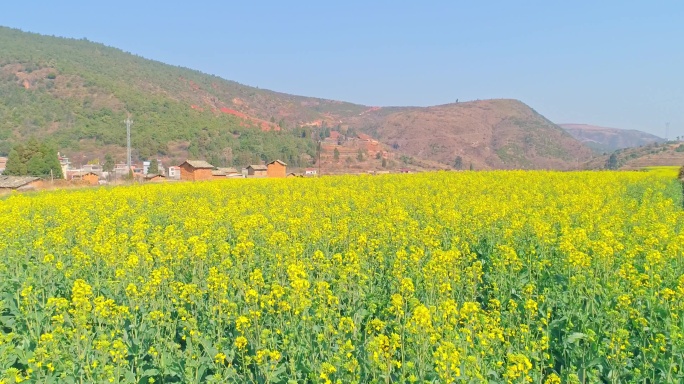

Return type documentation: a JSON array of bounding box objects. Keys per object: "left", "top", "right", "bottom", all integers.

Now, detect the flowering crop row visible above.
[{"left": 0, "top": 171, "right": 683, "bottom": 383}]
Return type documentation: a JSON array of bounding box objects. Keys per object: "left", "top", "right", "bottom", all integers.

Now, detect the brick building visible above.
[
  {"left": 266, "top": 160, "right": 287, "bottom": 178},
  {"left": 179, "top": 160, "right": 215, "bottom": 181},
  {"left": 246, "top": 164, "right": 268, "bottom": 177}
]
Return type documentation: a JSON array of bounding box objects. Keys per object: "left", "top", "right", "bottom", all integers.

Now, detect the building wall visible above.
[
  {"left": 180, "top": 164, "right": 212, "bottom": 181},
  {"left": 194, "top": 169, "right": 213, "bottom": 181},
  {"left": 247, "top": 168, "right": 268, "bottom": 177},
  {"left": 267, "top": 163, "right": 286, "bottom": 178},
  {"left": 168, "top": 167, "right": 180, "bottom": 179},
  {"left": 83, "top": 174, "right": 99, "bottom": 185},
  {"left": 181, "top": 164, "right": 214, "bottom": 181}
]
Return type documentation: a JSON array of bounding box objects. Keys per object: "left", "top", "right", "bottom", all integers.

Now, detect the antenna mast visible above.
[
  {"left": 665, "top": 122, "right": 670, "bottom": 141},
  {"left": 125, "top": 116, "right": 133, "bottom": 173}
]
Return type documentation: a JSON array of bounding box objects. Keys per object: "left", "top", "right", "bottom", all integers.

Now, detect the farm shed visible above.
[
  {"left": 246, "top": 164, "right": 268, "bottom": 177},
  {"left": 266, "top": 160, "right": 287, "bottom": 178},
  {"left": 0, "top": 176, "right": 42, "bottom": 191},
  {"left": 179, "top": 160, "right": 215, "bottom": 181}
]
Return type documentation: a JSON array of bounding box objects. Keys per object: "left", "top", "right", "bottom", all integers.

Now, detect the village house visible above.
[
  {"left": 168, "top": 166, "right": 181, "bottom": 180},
  {"left": 266, "top": 160, "right": 287, "bottom": 178},
  {"left": 304, "top": 168, "right": 318, "bottom": 177},
  {"left": 246, "top": 164, "right": 268, "bottom": 177},
  {"left": 0, "top": 175, "right": 42, "bottom": 191},
  {"left": 0, "top": 157, "right": 7, "bottom": 175},
  {"left": 179, "top": 160, "right": 215, "bottom": 181},
  {"left": 287, "top": 172, "right": 302, "bottom": 178}
]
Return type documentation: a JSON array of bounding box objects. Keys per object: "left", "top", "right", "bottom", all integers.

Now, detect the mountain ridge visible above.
[
  {"left": 559, "top": 123, "right": 665, "bottom": 153},
  {"left": 0, "top": 26, "right": 593, "bottom": 170}
]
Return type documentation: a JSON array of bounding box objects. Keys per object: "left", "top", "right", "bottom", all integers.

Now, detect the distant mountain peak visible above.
[{"left": 559, "top": 124, "right": 665, "bottom": 152}]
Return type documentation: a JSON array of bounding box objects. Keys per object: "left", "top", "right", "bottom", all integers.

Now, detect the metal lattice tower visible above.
[{"left": 125, "top": 117, "right": 133, "bottom": 172}]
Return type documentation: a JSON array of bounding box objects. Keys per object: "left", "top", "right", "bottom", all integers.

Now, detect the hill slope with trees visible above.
[{"left": 0, "top": 26, "right": 594, "bottom": 170}]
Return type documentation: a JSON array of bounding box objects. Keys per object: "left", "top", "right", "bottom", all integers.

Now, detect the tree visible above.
[
  {"left": 26, "top": 151, "right": 46, "bottom": 176},
  {"left": 454, "top": 156, "right": 463, "bottom": 170},
  {"left": 103, "top": 154, "right": 115, "bottom": 172},
  {"left": 3, "top": 140, "right": 63, "bottom": 178},
  {"left": 148, "top": 159, "right": 159, "bottom": 174},
  {"left": 375, "top": 152, "right": 382, "bottom": 160},
  {"left": 357, "top": 149, "right": 364, "bottom": 162},
  {"left": 4, "top": 147, "right": 24, "bottom": 176},
  {"left": 469, "top": 163, "right": 474, "bottom": 171},
  {"left": 606, "top": 153, "right": 619, "bottom": 170},
  {"left": 382, "top": 158, "right": 387, "bottom": 168},
  {"left": 333, "top": 148, "right": 340, "bottom": 161}
]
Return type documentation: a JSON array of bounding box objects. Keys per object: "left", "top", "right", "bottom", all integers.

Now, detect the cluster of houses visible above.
[
  {"left": 0, "top": 153, "right": 319, "bottom": 192},
  {"left": 177, "top": 159, "right": 317, "bottom": 181}
]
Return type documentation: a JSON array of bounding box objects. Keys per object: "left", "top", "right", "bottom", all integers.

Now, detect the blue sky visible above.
[{"left": 1, "top": 1, "right": 683, "bottom": 137}]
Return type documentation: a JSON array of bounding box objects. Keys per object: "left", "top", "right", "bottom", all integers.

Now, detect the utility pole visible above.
[
  {"left": 125, "top": 116, "right": 133, "bottom": 174},
  {"left": 665, "top": 122, "right": 670, "bottom": 141}
]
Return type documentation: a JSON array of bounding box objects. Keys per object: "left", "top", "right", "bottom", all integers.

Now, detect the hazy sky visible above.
[{"left": 1, "top": 1, "right": 683, "bottom": 137}]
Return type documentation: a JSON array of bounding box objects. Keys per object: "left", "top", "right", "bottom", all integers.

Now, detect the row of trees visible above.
[{"left": 3, "top": 138, "right": 63, "bottom": 178}]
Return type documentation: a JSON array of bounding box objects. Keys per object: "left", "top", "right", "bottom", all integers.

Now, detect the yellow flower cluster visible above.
[{"left": 0, "top": 170, "right": 682, "bottom": 383}]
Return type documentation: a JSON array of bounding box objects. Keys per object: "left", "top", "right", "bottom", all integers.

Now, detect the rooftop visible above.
[
  {"left": 182, "top": 160, "right": 215, "bottom": 169},
  {"left": 0, "top": 175, "right": 40, "bottom": 189},
  {"left": 267, "top": 159, "right": 287, "bottom": 166},
  {"left": 217, "top": 167, "right": 239, "bottom": 173},
  {"left": 248, "top": 164, "right": 268, "bottom": 171}
]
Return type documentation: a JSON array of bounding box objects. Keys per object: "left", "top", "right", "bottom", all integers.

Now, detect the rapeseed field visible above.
[{"left": 0, "top": 171, "right": 683, "bottom": 383}]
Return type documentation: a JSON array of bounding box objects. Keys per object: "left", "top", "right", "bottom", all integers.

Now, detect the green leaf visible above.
[{"left": 566, "top": 332, "right": 587, "bottom": 344}]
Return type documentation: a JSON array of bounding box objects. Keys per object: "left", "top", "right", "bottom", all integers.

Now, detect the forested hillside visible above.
[{"left": 0, "top": 27, "right": 324, "bottom": 166}]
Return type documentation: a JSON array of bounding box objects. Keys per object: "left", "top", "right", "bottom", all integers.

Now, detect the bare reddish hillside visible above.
[{"left": 345, "top": 100, "right": 594, "bottom": 170}]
